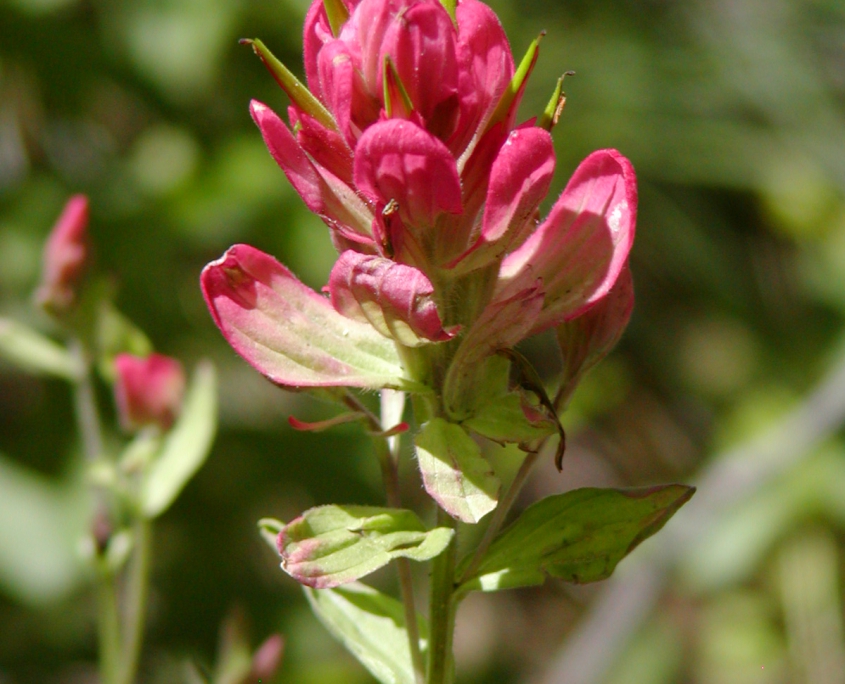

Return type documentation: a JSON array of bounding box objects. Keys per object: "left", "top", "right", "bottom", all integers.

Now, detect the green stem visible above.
[
  {"left": 370, "top": 391, "right": 425, "bottom": 684},
  {"left": 69, "top": 339, "right": 103, "bottom": 462},
  {"left": 96, "top": 572, "right": 122, "bottom": 684},
  {"left": 426, "top": 508, "right": 458, "bottom": 684},
  {"left": 457, "top": 446, "right": 543, "bottom": 587},
  {"left": 118, "top": 515, "right": 152, "bottom": 684}
]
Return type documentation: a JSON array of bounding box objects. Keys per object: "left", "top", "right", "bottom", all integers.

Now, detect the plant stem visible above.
[
  {"left": 69, "top": 338, "right": 103, "bottom": 463},
  {"left": 457, "top": 445, "right": 544, "bottom": 586},
  {"left": 118, "top": 515, "right": 152, "bottom": 684},
  {"left": 426, "top": 507, "right": 458, "bottom": 684},
  {"left": 371, "top": 390, "right": 425, "bottom": 684},
  {"left": 96, "top": 572, "right": 122, "bottom": 684}
]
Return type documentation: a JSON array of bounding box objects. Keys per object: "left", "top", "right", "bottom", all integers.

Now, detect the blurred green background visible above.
[{"left": 2, "top": 0, "right": 845, "bottom": 682}]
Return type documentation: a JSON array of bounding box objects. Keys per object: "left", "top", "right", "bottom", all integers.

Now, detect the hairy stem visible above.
[{"left": 426, "top": 507, "right": 458, "bottom": 684}]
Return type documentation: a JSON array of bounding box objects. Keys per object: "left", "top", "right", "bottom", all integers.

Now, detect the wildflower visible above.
[
  {"left": 114, "top": 353, "right": 186, "bottom": 432},
  {"left": 35, "top": 194, "right": 90, "bottom": 314},
  {"left": 201, "top": 0, "right": 637, "bottom": 513}
]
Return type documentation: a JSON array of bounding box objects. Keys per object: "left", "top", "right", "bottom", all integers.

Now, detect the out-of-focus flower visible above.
[
  {"left": 35, "top": 194, "right": 90, "bottom": 314},
  {"left": 114, "top": 353, "right": 186, "bottom": 432},
  {"left": 248, "top": 633, "right": 285, "bottom": 683}
]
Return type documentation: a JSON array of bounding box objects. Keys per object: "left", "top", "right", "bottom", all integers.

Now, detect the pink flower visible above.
[
  {"left": 114, "top": 353, "right": 186, "bottom": 432},
  {"left": 203, "top": 0, "right": 636, "bottom": 405},
  {"left": 35, "top": 195, "right": 90, "bottom": 314}
]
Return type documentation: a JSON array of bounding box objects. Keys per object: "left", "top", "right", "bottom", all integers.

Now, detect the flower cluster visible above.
[{"left": 201, "top": 0, "right": 636, "bottom": 513}]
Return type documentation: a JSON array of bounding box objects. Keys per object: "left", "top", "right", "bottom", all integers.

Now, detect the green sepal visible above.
[
  {"left": 305, "top": 582, "right": 428, "bottom": 684},
  {"left": 415, "top": 418, "right": 500, "bottom": 524},
  {"left": 245, "top": 38, "right": 337, "bottom": 132},
  {"left": 0, "top": 317, "right": 82, "bottom": 381},
  {"left": 457, "top": 485, "right": 695, "bottom": 594},
  {"left": 322, "top": 0, "right": 350, "bottom": 36},
  {"left": 277, "top": 505, "right": 454, "bottom": 588},
  {"left": 487, "top": 32, "right": 543, "bottom": 131},
  {"left": 461, "top": 355, "right": 557, "bottom": 444},
  {"left": 139, "top": 360, "right": 218, "bottom": 518}
]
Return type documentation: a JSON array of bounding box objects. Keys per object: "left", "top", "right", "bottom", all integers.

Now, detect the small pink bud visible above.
[
  {"left": 35, "top": 195, "right": 90, "bottom": 314},
  {"left": 113, "top": 353, "right": 186, "bottom": 432},
  {"left": 249, "top": 633, "right": 285, "bottom": 682}
]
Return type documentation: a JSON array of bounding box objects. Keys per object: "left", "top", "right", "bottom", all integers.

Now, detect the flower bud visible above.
[
  {"left": 35, "top": 195, "right": 90, "bottom": 314},
  {"left": 249, "top": 633, "right": 285, "bottom": 682},
  {"left": 113, "top": 353, "right": 186, "bottom": 432}
]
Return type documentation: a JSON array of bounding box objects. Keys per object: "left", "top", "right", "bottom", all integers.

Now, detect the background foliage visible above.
[{"left": 2, "top": 0, "right": 845, "bottom": 682}]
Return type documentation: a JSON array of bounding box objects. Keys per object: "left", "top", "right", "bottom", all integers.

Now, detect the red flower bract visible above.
[{"left": 203, "top": 0, "right": 637, "bottom": 408}]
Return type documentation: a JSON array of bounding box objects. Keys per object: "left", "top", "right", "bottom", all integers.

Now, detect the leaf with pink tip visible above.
[
  {"left": 250, "top": 100, "right": 374, "bottom": 246},
  {"left": 496, "top": 148, "right": 637, "bottom": 336},
  {"left": 415, "top": 418, "right": 500, "bottom": 524},
  {"left": 354, "top": 119, "right": 462, "bottom": 231},
  {"left": 329, "top": 250, "right": 458, "bottom": 347},
  {"left": 451, "top": 126, "right": 555, "bottom": 273},
  {"left": 276, "top": 505, "right": 454, "bottom": 588},
  {"left": 555, "top": 263, "right": 634, "bottom": 410},
  {"left": 201, "top": 244, "right": 421, "bottom": 391}
]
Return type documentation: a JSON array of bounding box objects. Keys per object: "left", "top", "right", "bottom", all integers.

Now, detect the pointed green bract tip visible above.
[
  {"left": 382, "top": 56, "right": 415, "bottom": 119},
  {"left": 322, "top": 0, "right": 350, "bottom": 36},
  {"left": 488, "top": 32, "right": 544, "bottom": 131},
  {"left": 539, "top": 70, "right": 574, "bottom": 131},
  {"left": 248, "top": 38, "right": 337, "bottom": 132},
  {"left": 439, "top": 0, "right": 457, "bottom": 23}
]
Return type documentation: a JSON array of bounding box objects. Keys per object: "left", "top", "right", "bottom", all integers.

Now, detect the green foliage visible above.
[
  {"left": 276, "top": 505, "right": 453, "bottom": 587},
  {"left": 140, "top": 360, "right": 218, "bottom": 517},
  {"left": 0, "top": 317, "right": 82, "bottom": 381},
  {"left": 305, "top": 582, "right": 427, "bottom": 684},
  {"left": 458, "top": 485, "right": 694, "bottom": 593},
  {"left": 0, "top": 452, "right": 88, "bottom": 605},
  {"left": 414, "top": 418, "right": 500, "bottom": 524}
]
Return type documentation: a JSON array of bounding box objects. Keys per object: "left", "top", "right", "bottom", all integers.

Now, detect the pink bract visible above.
[
  {"left": 114, "top": 353, "right": 186, "bottom": 432},
  {"left": 35, "top": 194, "right": 90, "bottom": 314}
]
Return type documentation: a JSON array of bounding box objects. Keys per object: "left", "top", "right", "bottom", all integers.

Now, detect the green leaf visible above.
[
  {"left": 415, "top": 418, "right": 500, "bottom": 524},
  {"left": 305, "top": 582, "right": 427, "bottom": 684},
  {"left": 0, "top": 317, "right": 81, "bottom": 381},
  {"left": 140, "top": 361, "right": 218, "bottom": 517},
  {"left": 0, "top": 453, "right": 89, "bottom": 605},
  {"left": 462, "top": 356, "right": 557, "bottom": 444},
  {"left": 278, "top": 505, "right": 453, "bottom": 588},
  {"left": 457, "top": 485, "right": 695, "bottom": 593}
]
